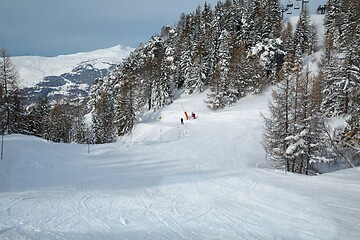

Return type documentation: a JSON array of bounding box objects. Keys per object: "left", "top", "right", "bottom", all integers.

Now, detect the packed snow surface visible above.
[
  {"left": 1, "top": 89, "right": 360, "bottom": 239},
  {"left": 11, "top": 45, "right": 134, "bottom": 88}
]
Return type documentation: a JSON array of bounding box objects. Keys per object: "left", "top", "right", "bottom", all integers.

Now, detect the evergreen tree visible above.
[
  {"left": 263, "top": 53, "right": 294, "bottom": 171},
  {"left": 186, "top": 41, "right": 208, "bottom": 93},
  {"left": 228, "top": 41, "right": 247, "bottom": 104},
  {"left": 28, "top": 96, "right": 51, "bottom": 139},
  {"left": 91, "top": 79, "right": 115, "bottom": 144},
  {"left": 114, "top": 61, "right": 138, "bottom": 136},
  {"left": 149, "top": 37, "right": 173, "bottom": 110},
  {"left": 323, "top": 0, "right": 342, "bottom": 64},
  {"left": 207, "top": 30, "right": 232, "bottom": 109},
  {"left": 262, "top": 0, "right": 282, "bottom": 40},
  {"left": 244, "top": 0, "right": 264, "bottom": 47},
  {"left": 8, "top": 89, "right": 27, "bottom": 134},
  {"left": 207, "top": 62, "right": 225, "bottom": 110},
  {"left": 293, "top": 5, "right": 312, "bottom": 59},
  {"left": 284, "top": 65, "right": 326, "bottom": 174},
  {"left": 201, "top": 2, "right": 215, "bottom": 79},
  {"left": 48, "top": 102, "right": 73, "bottom": 143},
  {"left": 0, "top": 49, "right": 21, "bottom": 135},
  {"left": 264, "top": 54, "right": 328, "bottom": 174},
  {"left": 70, "top": 100, "right": 87, "bottom": 143},
  {"left": 281, "top": 21, "right": 294, "bottom": 54}
]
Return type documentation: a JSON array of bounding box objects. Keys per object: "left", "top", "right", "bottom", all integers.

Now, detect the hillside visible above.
[
  {"left": 11, "top": 45, "right": 134, "bottom": 104},
  {"left": 12, "top": 45, "right": 134, "bottom": 88},
  {"left": 1, "top": 89, "right": 360, "bottom": 239}
]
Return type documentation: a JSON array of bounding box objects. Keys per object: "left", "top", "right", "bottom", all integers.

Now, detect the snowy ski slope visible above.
[{"left": 1, "top": 89, "right": 360, "bottom": 239}]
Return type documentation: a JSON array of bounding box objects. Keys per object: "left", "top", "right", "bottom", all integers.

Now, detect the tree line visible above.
[
  {"left": 1, "top": 0, "right": 359, "bottom": 174},
  {"left": 90, "top": 0, "right": 289, "bottom": 143},
  {"left": 0, "top": 48, "right": 88, "bottom": 143},
  {"left": 264, "top": 0, "right": 359, "bottom": 174}
]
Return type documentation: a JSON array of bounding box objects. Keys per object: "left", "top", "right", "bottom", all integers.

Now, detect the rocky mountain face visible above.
[
  {"left": 12, "top": 45, "right": 134, "bottom": 105},
  {"left": 20, "top": 63, "right": 111, "bottom": 104}
]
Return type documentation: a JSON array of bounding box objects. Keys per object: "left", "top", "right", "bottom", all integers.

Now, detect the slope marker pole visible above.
[{"left": 1, "top": 133, "right": 4, "bottom": 159}]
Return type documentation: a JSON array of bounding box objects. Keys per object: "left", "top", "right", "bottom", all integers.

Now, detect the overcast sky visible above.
[
  {"left": 0, "top": 0, "right": 221, "bottom": 56},
  {"left": 1, "top": 0, "right": 326, "bottom": 57}
]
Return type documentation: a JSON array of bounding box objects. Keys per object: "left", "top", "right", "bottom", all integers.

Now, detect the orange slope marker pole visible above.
[{"left": 181, "top": 104, "right": 189, "bottom": 120}]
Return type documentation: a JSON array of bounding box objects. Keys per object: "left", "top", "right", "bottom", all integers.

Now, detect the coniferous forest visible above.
[{"left": 0, "top": 0, "right": 359, "bottom": 174}]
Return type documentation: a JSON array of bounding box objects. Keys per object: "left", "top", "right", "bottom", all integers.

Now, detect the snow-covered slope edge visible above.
[
  {"left": 1, "top": 89, "right": 360, "bottom": 239},
  {"left": 12, "top": 44, "right": 134, "bottom": 88}
]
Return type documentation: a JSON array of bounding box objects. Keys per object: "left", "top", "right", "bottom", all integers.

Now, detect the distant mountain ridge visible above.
[{"left": 12, "top": 45, "right": 134, "bottom": 104}]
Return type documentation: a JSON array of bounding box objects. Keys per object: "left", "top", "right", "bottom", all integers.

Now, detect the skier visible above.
[{"left": 180, "top": 118, "right": 184, "bottom": 124}]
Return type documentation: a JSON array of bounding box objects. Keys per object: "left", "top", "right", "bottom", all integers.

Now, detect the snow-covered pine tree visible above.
[
  {"left": 265, "top": 53, "right": 328, "bottom": 174},
  {"left": 228, "top": 41, "right": 247, "bottom": 104},
  {"left": 343, "top": 113, "right": 360, "bottom": 157},
  {"left": 183, "top": 7, "right": 208, "bottom": 94},
  {"left": 207, "top": 29, "right": 232, "bottom": 109},
  {"left": 281, "top": 21, "right": 294, "bottom": 55},
  {"left": 262, "top": 0, "right": 282, "bottom": 40},
  {"left": 173, "top": 13, "right": 191, "bottom": 90},
  {"left": 231, "top": 0, "right": 246, "bottom": 45},
  {"left": 113, "top": 61, "right": 138, "bottom": 137},
  {"left": 28, "top": 96, "right": 51, "bottom": 139},
  {"left": 340, "top": 0, "right": 360, "bottom": 116},
  {"left": 185, "top": 3, "right": 215, "bottom": 93},
  {"left": 149, "top": 37, "right": 173, "bottom": 110},
  {"left": 339, "top": 0, "right": 358, "bottom": 53},
  {"left": 207, "top": 62, "right": 225, "bottom": 110},
  {"left": 284, "top": 65, "right": 327, "bottom": 174},
  {"left": 137, "top": 48, "right": 155, "bottom": 111},
  {"left": 91, "top": 78, "right": 115, "bottom": 144},
  {"left": 293, "top": 5, "right": 312, "bottom": 59},
  {"left": 186, "top": 43, "right": 207, "bottom": 93},
  {"left": 323, "top": 0, "right": 342, "bottom": 64},
  {"left": 47, "top": 102, "right": 74, "bottom": 143},
  {"left": 177, "top": 13, "right": 197, "bottom": 94},
  {"left": 263, "top": 53, "right": 295, "bottom": 171},
  {"left": 243, "top": 0, "right": 263, "bottom": 47},
  {"left": 322, "top": 0, "right": 359, "bottom": 117},
  {"left": 201, "top": 2, "right": 215, "bottom": 80},
  {"left": 70, "top": 100, "right": 87, "bottom": 143},
  {"left": 8, "top": 89, "right": 27, "bottom": 134},
  {"left": 0, "top": 49, "right": 22, "bottom": 135}
]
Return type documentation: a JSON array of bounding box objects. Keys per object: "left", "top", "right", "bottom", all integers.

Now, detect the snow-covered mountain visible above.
[{"left": 12, "top": 45, "right": 134, "bottom": 104}]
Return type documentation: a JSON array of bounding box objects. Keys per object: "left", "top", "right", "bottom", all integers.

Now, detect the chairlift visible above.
[
  {"left": 303, "top": 0, "right": 309, "bottom": 3},
  {"left": 281, "top": 5, "right": 290, "bottom": 13},
  {"left": 286, "top": 2, "right": 293, "bottom": 8},
  {"left": 294, "top": 3, "right": 300, "bottom": 9},
  {"left": 287, "top": 9, "right": 292, "bottom": 14}
]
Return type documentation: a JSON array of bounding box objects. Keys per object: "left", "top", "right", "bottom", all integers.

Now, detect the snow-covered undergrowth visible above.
[{"left": 1, "top": 89, "right": 360, "bottom": 239}]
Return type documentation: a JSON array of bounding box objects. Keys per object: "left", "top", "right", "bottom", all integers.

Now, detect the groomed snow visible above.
[{"left": 1, "top": 88, "right": 360, "bottom": 239}]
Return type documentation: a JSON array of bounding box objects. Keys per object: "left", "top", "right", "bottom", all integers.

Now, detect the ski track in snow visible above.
[{"left": 0, "top": 89, "right": 360, "bottom": 239}]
